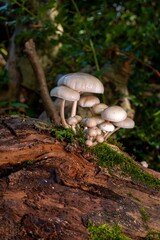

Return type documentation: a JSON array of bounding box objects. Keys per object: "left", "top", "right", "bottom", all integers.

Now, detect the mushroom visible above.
[
  {"left": 78, "top": 95, "right": 101, "bottom": 116},
  {"left": 85, "top": 127, "right": 99, "bottom": 146},
  {"left": 101, "top": 105, "right": 127, "bottom": 123},
  {"left": 81, "top": 117, "right": 97, "bottom": 128},
  {"left": 92, "top": 103, "right": 108, "bottom": 115},
  {"left": 75, "top": 115, "right": 82, "bottom": 123},
  {"left": 86, "top": 127, "right": 97, "bottom": 138},
  {"left": 57, "top": 72, "right": 104, "bottom": 117},
  {"left": 50, "top": 86, "right": 80, "bottom": 128},
  {"left": 98, "top": 121, "right": 115, "bottom": 140},
  {"left": 78, "top": 95, "right": 100, "bottom": 115},
  {"left": 106, "top": 117, "right": 135, "bottom": 139},
  {"left": 141, "top": 161, "right": 148, "bottom": 168},
  {"left": 67, "top": 116, "right": 78, "bottom": 132},
  {"left": 93, "top": 117, "right": 105, "bottom": 125},
  {"left": 85, "top": 139, "right": 93, "bottom": 147},
  {"left": 96, "top": 135, "right": 105, "bottom": 143}
]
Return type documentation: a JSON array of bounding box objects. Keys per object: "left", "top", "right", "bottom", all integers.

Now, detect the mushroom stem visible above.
[
  {"left": 104, "top": 127, "right": 120, "bottom": 140},
  {"left": 71, "top": 100, "right": 78, "bottom": 117},
  {"left": 60, "top": 99, "right": 69, "bottom": 128}
]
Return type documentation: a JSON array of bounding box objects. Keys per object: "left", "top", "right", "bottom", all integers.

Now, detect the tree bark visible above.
[{"left": 0, "top": 116, "right": 160, "bottom": 240}]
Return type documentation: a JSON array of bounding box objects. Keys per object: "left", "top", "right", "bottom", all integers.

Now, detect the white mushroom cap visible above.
[
  {"left": 78, "top": 95, "right": 100, "bottom": 108},
  {"left": 85, "top": 118, "right": 97, "bottom": 128},
  {"left": 98, "top": 122, "right": 115, "bottom": 132},
  {"left": 75, "top": 115, "right": 82, "bottom": 122},
  {"left": 92, "top": 103, "right": 108, "bottom": 114},
  {"left": 96, "top": 135, "right": 105, "bottom": 143},
  {"left": 113, "top": 117, "right": 135, "bottom": 129},
  {"left": 50, "top": 86, "right": 80, "bottom": 101},
  {"left": 57, "top": 72, "right": 104, "bottom": 94},
  {"left": 81, "top": 118, "right": 97, "bottom": 128},
  {"left": 85, "top": 139, "right": 93, "bottom": 147},
  {"left": 141, "top": 161, "right": 148, "bottom": 168},
  {"left": 101, "top": 106, "right": 127, "bottom": 122},
  {"left": 86, "top": 127, "right": 97, "bottom": 137},
  {"left": 95, "top": 128, "right": 102, "bottom": 135},
  {"left": 67, "top": 116, "right": 78, "bottom": 125},
  {"left": 92, "top": 117, "right": 105, "bottom": 125}
]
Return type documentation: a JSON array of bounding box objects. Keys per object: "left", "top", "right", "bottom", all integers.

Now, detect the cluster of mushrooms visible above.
[{"left": 50, "top": 72, "right": 135, "bottom": 147}]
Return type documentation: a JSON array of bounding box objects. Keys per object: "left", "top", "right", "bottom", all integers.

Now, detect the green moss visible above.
[
  {"left": 140, "top": 208, "right": 150, "bottom": 223},
  {"left": 108, "top": 137, "right": 126, "bottom": 151},
  {"left": 51, "top": 126, "right": 75, "bottom": 142},
  {"left": 140, "top": 208, "right": 150, "bottom": 229},
  {"left": 50, "top": 127, "right": 160, "bottom": 190},
  {"left": 88, "top": 223, "right": 131, "bottom": 240},
  {"left": 145, "top": 230, "right": 160, "bottom": 240},
  {"left": 127, "top": 192, "right": 141, "bottom": 202},
  {"left": 92, "top": 143, "right": 160, "bottom": 190},
  {"left": 25, "top": 159, "right": 35, "bottom": 165},
  {"left": 51, "top": 126, "right": 86, "bottom": 145}
]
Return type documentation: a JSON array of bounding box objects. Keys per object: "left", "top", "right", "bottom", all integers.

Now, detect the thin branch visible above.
[{"left": 25, "top": 39, "right": 60, "bottom": 124}]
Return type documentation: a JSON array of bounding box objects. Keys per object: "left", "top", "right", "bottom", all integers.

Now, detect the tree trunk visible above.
[{"left": 0, "top": 116, "right": 160, "bottom": 240}]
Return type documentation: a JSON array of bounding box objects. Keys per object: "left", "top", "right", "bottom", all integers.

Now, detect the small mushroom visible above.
[
  {"left": 101, "top": 105, "right": 127, "bottom": 122},
  {"left": 50, "top": 86, "right": 80, "bottom": 128},
  {"left": 67, "top": 116, "right": 78, "bottom": 126},
  {"left": 106, "top": 117, "right": 135, "bottom": 139},
  {"left": 75, "top": 115, "right": 82, "bottom": 123},
  {"left": 78, "top": 95, "right": 100, "bottom": 115},
  {"left": 85, "top": 139, "right": 93, "bottom": 147},
  {"left": 85, "top": 118, "right": 97, "bottom": 128},
  {"left": 92, "top": 103, "right": 108, "bottom": 115},
  {"left": 96, "top": 135, "right": 105, "bottom": 143},
  {"left": 141, "top": 161, "right": 148, "bottom": 168},
  {"left": 87, "top": 127, "right": 97, "bottom": 137},
  {"left": 98, "top": 121, "right": 115, "bottom": 140},
  {"left": 93, "top": 117, "right": 105, "bottom": 125},
  {"left": 67, "top": 116, "right": 79, "bottom": 132}
]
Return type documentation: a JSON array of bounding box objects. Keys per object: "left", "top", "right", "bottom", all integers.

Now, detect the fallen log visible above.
[{"left": 0, "top": 115, "right": 160, "bottom": 240}]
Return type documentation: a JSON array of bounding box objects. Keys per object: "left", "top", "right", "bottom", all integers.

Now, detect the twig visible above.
[{"left": 25, "top": 39, "right": 60, "bottom": 124}]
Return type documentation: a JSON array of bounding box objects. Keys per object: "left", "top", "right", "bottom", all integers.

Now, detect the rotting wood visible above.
[{"left": 0, "top": 115, "right": 160, "bottom": 240}]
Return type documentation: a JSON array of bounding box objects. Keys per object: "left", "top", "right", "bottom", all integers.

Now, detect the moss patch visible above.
[
  {"left": 88, "top": 223, "right": 131, "bottom": 240},
  {"left": 145, "top": 229, "right": 160, "bottom": 240},
  {"left": 140, "top": 208, "right": 150, "bottom": 230},
  {"left": 51, "top": 126, "right": 75, "bottom": 142},
  {"left": 50, "top": 127, "right": 160, "bottom": 190},
  {"left": 92, "top": 143, "right": 160, "bottom": 190},
  {"left": 51, "top": 126, "right": 86, "bottom": 145}
]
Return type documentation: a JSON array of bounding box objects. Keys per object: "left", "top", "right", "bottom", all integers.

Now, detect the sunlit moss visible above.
[
  {"left": 92, "top": 143, "right": 160, "bottom": 190},
  {"left": 145, "top": 229, "right": 160, "bottom": 240},
  {"left": 139, "top": 208, "right": 150, "bottom": 230},
  {"left": 50, "top": 127, "right": 160, "bottom": 190},
  {"left": 88, "top": 223, "right": 131, "bottom": 240}
]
